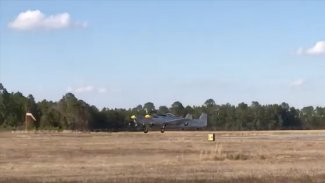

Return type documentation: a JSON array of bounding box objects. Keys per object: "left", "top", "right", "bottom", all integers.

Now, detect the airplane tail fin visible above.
[
  {"left": 199, "top": 113, "right": 208, "bottom": 127},
  {"left": 185, "top": 113, "right": 193, "bottom": 119}
]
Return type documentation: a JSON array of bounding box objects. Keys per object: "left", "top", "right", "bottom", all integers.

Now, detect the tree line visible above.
[{"left": 0, "top": 83, "right": 324, "bottom": 131}]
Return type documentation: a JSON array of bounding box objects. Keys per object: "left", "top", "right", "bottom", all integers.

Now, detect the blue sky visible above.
[{"left": 0, "top": 1, "right": 324, "bottom": 109}]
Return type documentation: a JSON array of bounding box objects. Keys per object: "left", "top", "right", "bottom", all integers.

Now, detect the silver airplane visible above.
[{"left": 130, "top": 113, "right": 207, "bottom": 133}]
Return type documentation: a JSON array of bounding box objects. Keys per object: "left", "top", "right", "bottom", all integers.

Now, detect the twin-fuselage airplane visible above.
[{"left": 130, "top": 113, "right": 207, "bottom": 133}]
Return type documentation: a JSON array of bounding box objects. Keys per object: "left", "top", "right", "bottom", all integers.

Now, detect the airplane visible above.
[{"left": 129, "top": 112, "right": 207, "bottom": 133}]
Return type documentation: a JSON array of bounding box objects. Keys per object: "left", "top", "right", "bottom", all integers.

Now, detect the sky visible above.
[{"left": 0, "top": 1, "right": 324, "bottom": 109}]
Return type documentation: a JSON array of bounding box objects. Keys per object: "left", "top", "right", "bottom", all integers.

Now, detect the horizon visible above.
[{"left": 1, "top": 1, "right": 324, "bottom": 109}]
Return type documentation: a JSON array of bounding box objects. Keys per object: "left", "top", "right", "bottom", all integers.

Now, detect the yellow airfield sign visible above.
[{"left": 208, "top": 133, "right": 215, "bottom": 141}]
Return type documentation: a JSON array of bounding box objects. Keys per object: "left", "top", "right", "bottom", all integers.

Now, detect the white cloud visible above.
[
  {"left": 97, "top": 88, "right": 108, "bottom": 93},
  {"left": 290, "top": 79, "right": 305, "bottom": 88},
  {"left": 75, "top": 85, "right": 94, "bottom": 93},
  {"left": 8, "top": 10, "right": 87, "bottom": 31},
  {"left": 297, "top": 41, "right": 325, "bottom": 56},
  {"left": 67, "top": 85, "right": 108, "bottom": 94}
]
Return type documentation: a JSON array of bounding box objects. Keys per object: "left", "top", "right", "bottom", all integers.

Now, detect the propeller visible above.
[
  {"left": 144, "top": 108, "right": 152, "bottom": 119},
  {"left": 129, "top": 115, "right": 138, "bottom": 127},
  {"left": 129, "top": 108, "right": 154, "bottom": 127}
]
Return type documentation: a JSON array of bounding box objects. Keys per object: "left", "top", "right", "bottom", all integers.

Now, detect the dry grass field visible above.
[{"left": 1, "top": 130, "right": 325, "bottom": 183}]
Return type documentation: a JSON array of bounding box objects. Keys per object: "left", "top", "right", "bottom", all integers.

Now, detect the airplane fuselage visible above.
[{"left": 131, "top": 113, "right": 207, "bottom": 133}]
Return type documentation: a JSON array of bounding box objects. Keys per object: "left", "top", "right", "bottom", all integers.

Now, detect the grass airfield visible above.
[{"left": 0, "top": 130, "right": 325, "bottom": 183}]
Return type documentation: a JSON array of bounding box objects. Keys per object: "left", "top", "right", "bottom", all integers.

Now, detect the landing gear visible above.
[
  {"left": 161, "top": 124, "right": 166, "bottom": 133},
  {"left": 143, "top": 125, "right": 149, "bottom": 133},
  {"left": 160, "top": 128, "right": 165, "bottom": 133}
]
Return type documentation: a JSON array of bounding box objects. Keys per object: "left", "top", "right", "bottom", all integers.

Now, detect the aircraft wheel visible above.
[
  {"left": 160, "top": 128, "right": 165, "bottom": 133},
  {"left": 161, "top": 125, "right": 165, "bottom": 133},
  {"left": 143, "top": 126, "right": 149, "bottom": 133}
]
